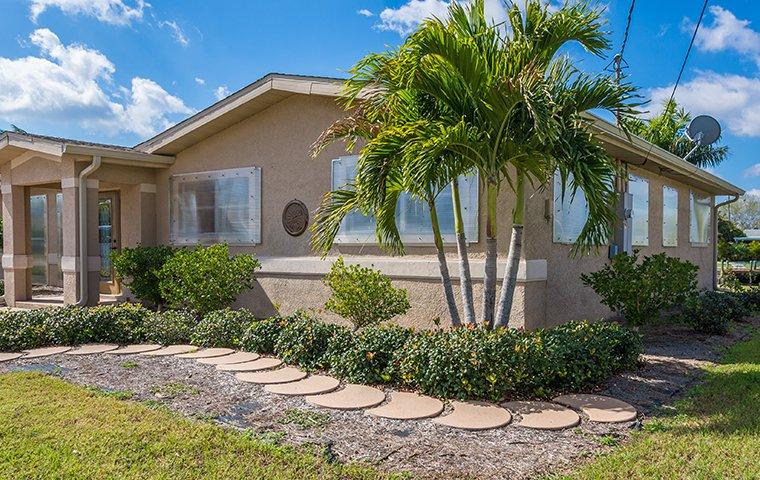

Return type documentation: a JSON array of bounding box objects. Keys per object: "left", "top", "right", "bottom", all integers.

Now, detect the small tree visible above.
[
  {"left": 111, "top": 245, "right": 177, "bottom": 308},
  {"left": 323, "top": 257, "right": 410, "bottom": 329},
  {"left": 157, "top": 244, "right": 260, "bottom": 316},
  {"left": 581, "top": 252, "right": 698, "bottom": 327}
]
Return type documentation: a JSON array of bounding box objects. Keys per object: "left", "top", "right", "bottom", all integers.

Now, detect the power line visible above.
[{"left": 641, "top": 0, "right": 709, "bottom": 166}]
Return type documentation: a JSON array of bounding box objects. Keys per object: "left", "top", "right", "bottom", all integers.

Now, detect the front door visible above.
[{"left": 98, "top": 191, "right": 121, "bottom": 294}]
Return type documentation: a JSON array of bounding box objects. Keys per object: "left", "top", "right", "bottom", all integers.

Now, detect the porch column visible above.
[
  {"left": 121, "top": 183, "right": 157, "bottom": 247},
  {"left": 2, "top": 184, "right": 33, "bottom": 305},
  {"left": 61, "top": 178, "right": 101, "bottom": 305}
]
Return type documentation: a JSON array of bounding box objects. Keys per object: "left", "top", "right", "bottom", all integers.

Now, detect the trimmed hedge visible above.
[
  {"left": 330, "top": 324, "right": 413, "bottom": 384},
  {"left": 680, "top": 291, "right": 749, "bottom": 335},
  {"left": 273, "top": 313, "right": 351, "bottom": 370},
  {"left": 143, "top": 310, "right": 196, "bottom": 345},
  {"left": 0, "top": 304, "right": 150, "bottom": 351},
  {"left": 191, "top": 308, "right": 256, "bottom": 348}
]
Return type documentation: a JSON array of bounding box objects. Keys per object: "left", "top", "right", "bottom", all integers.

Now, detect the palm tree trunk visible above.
[
  {"left": 430, "top": 199, "right": 461, "bottom": 327},
  {"left": 483, "top": 182, "right": 498, "bottom": 328},
  {"left": 451, "top": 178, "right": 476, "bottom": 325},
  {"left": 494, "top": 171, "right": 525, "bottom": 329}
]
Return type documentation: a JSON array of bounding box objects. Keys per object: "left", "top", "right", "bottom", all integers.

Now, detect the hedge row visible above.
[{"left": 0, "top": 305, "right": 642, "bottom": 401}]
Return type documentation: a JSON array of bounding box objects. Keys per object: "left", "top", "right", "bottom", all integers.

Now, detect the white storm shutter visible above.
[
  {"left": 690, "top": 192, "right": 712, "bottom": 244},
  {"left": 662, "top": 186, "right": 678, "bottom": 247},
  {"left": 170, "top": 167, "right": 261, "bottom": 245},
  {"left": 629, "top": 175, "right": 649, "bottom": 246},
  {"left": 553, "top": 171, "right": 589, "bottom": 244}
]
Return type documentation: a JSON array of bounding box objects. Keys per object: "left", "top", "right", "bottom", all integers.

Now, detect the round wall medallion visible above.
[{"left": 282, "top": 199, "right": 309, "bottom": 236}]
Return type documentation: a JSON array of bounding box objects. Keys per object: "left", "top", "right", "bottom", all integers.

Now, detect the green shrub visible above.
[
  {"left": 111, "top": 245, "right": 176, "bottom": 307},
  {"left": 0, "top": 304, "right": 150, "bottom": 351},
  {"left": 323, "top": 257, "right": 410, "bottom": 329},
  {"left": 680, "top": 291, "right": 748, "bottom": 335},
  {"left": 143, "top": 310, "right": 196, "bottom": 345},
  {"left": 273, "top": 313, "right": 351, "bottom": 370},
  {"left": 158, "top": 244, "right": 260, "bottom": 316},
  {"left": 241, "top": 315, "right": 294, "bottom": 354},
  {"left": 733, "top": 288, "right": 760, "bottom": 313},
  {"left": 191, "top": 308, "right": 256, "bottom": 348},
  {"left": 396, "top": 321, "right": 641, "bottom": 401},
  {"left": 581, "top": 252, "right": 698, "bottom": 327},
  {"left": 329, "top": 324, "right": 413, "bottom": 384}
]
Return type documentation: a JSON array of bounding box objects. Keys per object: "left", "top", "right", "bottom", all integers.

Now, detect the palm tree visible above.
[
  {"left": 407, "top": 0, "right": 638, "bottom": 328},
  {"left": 624, "top": 100, "right": 729, "bottom": 168}
]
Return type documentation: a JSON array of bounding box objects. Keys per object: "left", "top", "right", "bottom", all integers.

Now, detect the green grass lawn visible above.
[
  {"left": 569, "top": 329, "right": 760, "bottom": 480},
  {"left": 0, "top": 372, "right": 400, "bottom": 480}
]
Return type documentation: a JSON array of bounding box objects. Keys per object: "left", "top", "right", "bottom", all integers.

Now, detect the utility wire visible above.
[
  {"left": 641, "top": 0, "right": 709, "bottom": 165},
  {"left": 607, "top": 0, "right": 636, "bottom": 124}
]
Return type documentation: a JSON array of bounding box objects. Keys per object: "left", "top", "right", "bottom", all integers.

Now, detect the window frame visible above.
[
  {"left": 169, "top": 166, "right": 262, "bottom": 246},
  {"left": 629, "top": 174, "right": 650, "bottom": 247},
  {"left": 662, "top": 185, "right": 678, "bottom": 247},
  {"left": 330, "top": 156, "right": 479, "bottom": 245}
]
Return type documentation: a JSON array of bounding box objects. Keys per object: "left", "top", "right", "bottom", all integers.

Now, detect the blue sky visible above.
[{"left": 0, "top": 0, "right": 758, "bottom": 194}]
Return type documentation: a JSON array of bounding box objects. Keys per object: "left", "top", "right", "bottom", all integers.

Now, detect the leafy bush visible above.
[
  {"left": 158, "top": 244, "right": 260, "bottom": 316},
  {"left": 0, "top": 304, "right": 150, "bottom": 351},
  {"left": 143, "top": 310, "right": 196, "bottom": 345},
  {"left": 330, "top": 324, "right": 414, "bottom": 384},
  {"left": 733, "top": 288, "right": 760, "bottom": 313},
  {"left": 241, "top": 315, "right": 292, "bottom": 354},
  {"left": 396, "top": 321, "right": 641, "bottom": 401},
  {"left": 323, "top": 257, "right": 410, "bottom": 329},
  {"left": 191, "top": 308, "right": 256, "bottom": 348},
  {"left": 111, "top": 245, "right": 176, "bottom": 307},
  {"left": 581, "top": 252, "right": 698, "bottom": 326},
  {"left": 680, "top": 291, "right": 749, "bottom": 335},
  {"left": 273, "top": 313, "right": 351, "bottom": 370}
]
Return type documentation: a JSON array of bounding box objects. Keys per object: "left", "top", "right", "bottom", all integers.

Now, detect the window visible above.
[
  {"left": 170, "top": 167, "right": 261, "bottom": 245},
  {"left": 331, "top": 156, "right": 478, "bottom": 244},
  {"left": 553, "top": 171, "right": 589, "bottom": 244},
  {"left": 662, "top": 186, "right": 678, "bottom": 247},
  {"left": 629, "top": 175, "right": 649, "bottom": 246},
  {"left": 690, "top": 192, "right": 712, "bottom": 244}
]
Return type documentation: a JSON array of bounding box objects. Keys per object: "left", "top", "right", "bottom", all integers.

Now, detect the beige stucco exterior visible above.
[{"left": 0, "top": 74, "right": 743, "bottom": 329}]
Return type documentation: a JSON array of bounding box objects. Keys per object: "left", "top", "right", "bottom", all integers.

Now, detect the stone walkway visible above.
[{"left": 2, "top": 343, "right": 638, "bottom": 432}]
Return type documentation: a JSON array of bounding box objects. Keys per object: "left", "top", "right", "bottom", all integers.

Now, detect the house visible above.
[{"left": 0, "top": 73, "right": 745, "bottom": 328}]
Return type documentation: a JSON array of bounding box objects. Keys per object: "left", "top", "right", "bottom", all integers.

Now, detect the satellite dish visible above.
[{"left": 686, "top": 115, "right": 721, "bottom": 146}]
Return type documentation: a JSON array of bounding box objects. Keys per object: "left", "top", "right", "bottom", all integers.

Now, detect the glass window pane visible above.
[
  {"left": 553, "top": 171, "right": 589, "bottom": 243},
  {"left": 690, "top": 192, "right": 712, "bottom": 244},
  {"left": 629, "top": 175, "right": 649, "bottom": 246},
  {"left": 29, "top": 194, "right": 47, "bottom": 284},
  {"left": 662, "top": 186, "right": 678, "bottom": 247}
]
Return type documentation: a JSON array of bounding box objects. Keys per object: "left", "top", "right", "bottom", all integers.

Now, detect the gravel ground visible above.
[{"left": 2, "top": 317, "right": 757, "bottom": 480}]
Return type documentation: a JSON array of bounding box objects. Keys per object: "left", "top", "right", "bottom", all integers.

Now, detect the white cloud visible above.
[
  {"left": 214, "top": 85, "right": 230, "bottom": 100},
  {"left": 649, "top": 71, "right": 760, "bottom": 137},
  {"left": 159, "top": 20, "right": 188, "bottom": 46},
  {"left": 0, "top": 28, "right": 192, "bottom": 138},
  {"left": 745, "top": 164, "right": 760, "bottom": 177},
  {"left": 688, "top": 5, "right": 760, "bottom": 67},
  {"left": 194, "top": 77, "right": 205, "bottom": 85},
  {"left": 375, "top": 0, "right": 562, "bottom": 36},
  {"left": 747, "top": 188, "right": 760, "bottom": 196},
  {"left": 30, "top": 0, "right": 148, "bottom": 26},
  {"left": 357, "top": 8, "right": 374, "bottom": 17}
]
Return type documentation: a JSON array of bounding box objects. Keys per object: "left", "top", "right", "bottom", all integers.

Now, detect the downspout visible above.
[
  {"left": 713, "top": 194, "right": 740, "bottom": 290},
  {"left": 75, "top": 155, "right": 102, "bottom": 306}
]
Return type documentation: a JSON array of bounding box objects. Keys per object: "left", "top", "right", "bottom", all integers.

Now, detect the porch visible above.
[{"left": 0, "top": 132, "right": 174, "bottom": 307}]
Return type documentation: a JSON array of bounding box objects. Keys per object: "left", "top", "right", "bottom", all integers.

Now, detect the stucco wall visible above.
[{"left": 147, "top": 93, "right": 716, "bottom": 329}]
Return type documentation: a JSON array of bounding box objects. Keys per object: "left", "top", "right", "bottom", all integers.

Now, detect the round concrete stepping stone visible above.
[
  {"left": 235, "top": 367, "right": 307, "bottom": 385},
  {"left": 22, "top": 346, "right": 72, "bottom": 358},
  {"left": 106, "top": 344, "right": 163, "bottom": 355},
  {"left": 0, "top": 352, "right": 24, "bottom": 362},
  {"left": 366, "top": 392, "right": 444, "bottom": 420},
  {"left": 216, "top": 357, "right": 282, "bottom": 372},
  {"left": 306, "top": 384, "right": 386, "bottom": 411},
  {"left": 197, "top": 351, "right": 260, "bottom": 365},
  {"left": 265, "top": 375, "right": 341, "bottom": 396},
  {"left": 433, "top": 401, "right": 512, "bottom": 431},
  {"left": 502, "top": 401, "right": 580, "bottom": 430},
  {"left": 553, "top": 394, "right": 637, "bottom": 423},
  {"left": 142, "top": 345, "right": 199, "bottom": 356},
  {"left": 175, "top": 348, "right": 235, "bottom": 359},
  {"left": 65, "top": 344, "right": 119, "bottom": 355}
]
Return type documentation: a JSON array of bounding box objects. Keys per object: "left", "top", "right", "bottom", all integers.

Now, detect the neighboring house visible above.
[
  {"left": 735, "top": 229, "right": 760, "bottom": 242},
  {"left": 0, "top": 74, "right": 745, "bottom": 328}
]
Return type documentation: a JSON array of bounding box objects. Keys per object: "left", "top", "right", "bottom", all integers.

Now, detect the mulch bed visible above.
[{"left": 2, "top": 317, "right": 757, "bottom": 480}]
